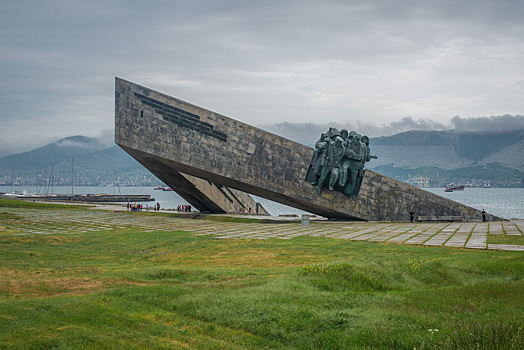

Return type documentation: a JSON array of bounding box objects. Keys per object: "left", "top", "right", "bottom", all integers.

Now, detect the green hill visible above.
[
  {"left": 2, "top": 130, "right": 524, "bottom": 187},
  {"left": 0, "top": 136, "right": 107, "bottom": 171},
  {"left": 372, "top": 130, "right": 524, "bottom": 161}
]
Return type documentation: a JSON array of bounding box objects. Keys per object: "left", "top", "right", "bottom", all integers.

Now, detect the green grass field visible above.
[{"left": 0, "top": 199, "right": 523, "bottom": 349}]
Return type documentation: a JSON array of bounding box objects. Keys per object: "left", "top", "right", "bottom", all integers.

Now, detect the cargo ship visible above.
[{"left": 444, "top": 184, "right": 465, "bottom": 192}]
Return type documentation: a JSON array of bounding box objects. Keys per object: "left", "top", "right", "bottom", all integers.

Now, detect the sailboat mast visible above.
[
  {"left": 44, "top": 167, "right": 48, "bottom": 195},
  {"left": 71, "top": 156, "right": 74, "bottom": 196},
  {"left": 51, "top": 164, "right": 54, "bottom": 195},
  {"left": 113, "top": 163, "right": 115, "bottom": 195}
]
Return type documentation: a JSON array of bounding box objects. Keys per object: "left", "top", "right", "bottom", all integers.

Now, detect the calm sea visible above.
[{"left": 1, "top": 185, "right": 522, "bottom": 219}]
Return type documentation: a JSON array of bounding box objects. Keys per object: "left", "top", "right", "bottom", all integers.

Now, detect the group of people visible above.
[
  {"left": 306, "top": 128, "right": 376, "bottom": 196},
  {"left": 127, "top": 203, "right": 191, "bottom": 212},
  {"left": 177, "top": 204, "right": 192, "bottom": 212},
  {"left": 127, "top": 202, "right": 161, "bottom": 211},
  {"left": 127, "top": 202, "right": 143, "bottom": 211}
]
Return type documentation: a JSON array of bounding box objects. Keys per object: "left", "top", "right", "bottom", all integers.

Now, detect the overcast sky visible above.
[{"left": 1, "top": 0, "right": 524, "bottom": 156}]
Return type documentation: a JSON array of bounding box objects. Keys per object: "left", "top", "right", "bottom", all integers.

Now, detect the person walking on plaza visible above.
[
  {"left": 409, "top": 210, "right": 415, "bottom": 223},
  {"left": 481, "top": 209, "right": 486, "bottom": 222}
]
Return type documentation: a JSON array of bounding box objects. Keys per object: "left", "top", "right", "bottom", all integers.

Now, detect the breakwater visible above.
[{"left": 1, "top": 193, "right": 154, "bottom": 203}]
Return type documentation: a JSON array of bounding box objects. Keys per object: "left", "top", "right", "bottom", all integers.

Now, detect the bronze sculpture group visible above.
[{"left": 305, "top": 128, "right": 376, "bottom": 196}]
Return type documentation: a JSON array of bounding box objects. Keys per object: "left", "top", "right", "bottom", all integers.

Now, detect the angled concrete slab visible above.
[
  {"left": 115, "top": 77, "right": 503, "bottom": 221},
  {"left": 143, "top": 158, "right": 268, "bottom": 215}
]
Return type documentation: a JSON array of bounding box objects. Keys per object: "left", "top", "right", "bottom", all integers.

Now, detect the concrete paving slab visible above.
[
  {"left": 424, "top": 232, "right": 453, "bottom": 246},
  {"left": 504, "top": 221, "right": 522, "bottom": 235},
  {"left": 455, "top": 223, "right": 475, "bottom": 233},
  {"left": 387, "top": 231, "right": 421, "bottom": 244},
  {"left": 440, "top": 223, "right": 462, "bottom": 234},
  {"left": 351, "top": 230, "right": 389, "bottom": 241},
  {"left": 403, "top": 223, "right": 448, "bottom": 244},
  {"left": 464, "top": 222, "right": 488, "bottom": 249},
  {"left": 465, "top": 235, "right": 487, "bottom": 249},
  {"left": 405, "top": 234, "right": 433, "bottom": 245},
  {"left": 370, "top": 226, "right": 412, "bottom": 242},
  {"left": 488, "top": 244, "right": 524, "bottom": 251},
  {"left": 4, "top": 206, "right": 523, "bottom": 252},
  {"left": 336, "top": 226, "right": 381, "bottom": 240},
  {"left": 488, "top": 222, "right": 504, "bottom": 235}
]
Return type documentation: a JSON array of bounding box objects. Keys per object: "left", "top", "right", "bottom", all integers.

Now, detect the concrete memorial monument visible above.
[{"left": 115, "top": 77, "right": 501, "bottom": 221}]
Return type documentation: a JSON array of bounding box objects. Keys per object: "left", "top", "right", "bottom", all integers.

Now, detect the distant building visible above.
[{"left": 407, "top": 175, "right": 430, "bottom": 188}]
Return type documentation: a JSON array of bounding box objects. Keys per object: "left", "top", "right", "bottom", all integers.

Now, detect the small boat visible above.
[
  {"left": 162, "top": 187, "right": 173, "bottom": 191},
  {"left": 444, "top": 187, "right": 453, "bottom": 192},
  {"left": 3, "top": 190, "right": 30, "bottom": 197},
  {"left": 484, "top": 182, "right": 491, "bottom": 188},
  {"left": 154, "top": 186, "right": 165, "bottom": 190}
]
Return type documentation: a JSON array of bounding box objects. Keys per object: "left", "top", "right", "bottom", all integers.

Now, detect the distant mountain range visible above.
[
  {"left": 366, "top": 129, "right": 524, "bottom": 187},
  {"left": 0, "top": 136, "right": 140, "bottom": 171},
  {"left": 1, "top": 130, "right": 523, "bottom": 187},
  {"left": 0, "top": 136, "right": 154, "bottom": 187},
  {"left": 369, "top": 129, "right": 524, "bottom": 171}
]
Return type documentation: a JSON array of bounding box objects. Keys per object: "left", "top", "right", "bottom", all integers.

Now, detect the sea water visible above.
[
  {"left": 1, "top": 185, "right": 522, "bottom": 219},
  {"left": 424, "top": 187, "right": 523, "bottom": 220}
]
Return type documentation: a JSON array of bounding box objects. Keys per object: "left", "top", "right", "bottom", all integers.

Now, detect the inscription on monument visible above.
[
  {"left": 305, "top": 128, "right": 377, "bottom": 197},
  {"left": 134, "top": 92, "right": 227, "bottom": 142}
]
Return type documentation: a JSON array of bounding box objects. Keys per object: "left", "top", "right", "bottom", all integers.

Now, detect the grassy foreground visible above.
[{"left": 0, "top": 200, "right": 523, "bottom": 349}]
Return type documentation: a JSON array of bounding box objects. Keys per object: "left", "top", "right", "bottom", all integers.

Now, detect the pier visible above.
[{"left": 0, "top": 193, "right": 154, "bottom": 203}]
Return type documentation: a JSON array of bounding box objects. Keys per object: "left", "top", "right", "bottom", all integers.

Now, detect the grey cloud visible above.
[
  {"left": 96, "top": 129, "right": 116, "bottom": 148},
  {"left": 1, "top": 1, "right": 523, "bottom": 157},
  {"left": 389, "top": 117, "right": 447, "bottom": 132},
  {"left": 259, "top": 115, "right": 523, "bottom": 146},
  {"left": 449, "top": 115, "right": 524, "bottom": 132},
  {"left": 55, "top": 139, "right": 99, "bottom": 149},
  {"left": 258, "top": 117, "right": 447, "bottom": 146}
]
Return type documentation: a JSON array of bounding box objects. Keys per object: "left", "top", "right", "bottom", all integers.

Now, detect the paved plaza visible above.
[{"left": 1, "top": 206, "right": 523, "bottom": 251}]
